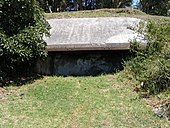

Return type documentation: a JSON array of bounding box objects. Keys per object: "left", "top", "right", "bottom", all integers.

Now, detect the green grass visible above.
[
  {"left": 0, "top": 73, "right": 169, "bottom": 128},
  {"left": 44, "top": 8, "right": 170, "bottom": 21}
]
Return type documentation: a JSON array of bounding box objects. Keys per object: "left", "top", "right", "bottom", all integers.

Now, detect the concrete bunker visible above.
[{"left": 37, "top": 17, "right": 146, "bottom": 76}]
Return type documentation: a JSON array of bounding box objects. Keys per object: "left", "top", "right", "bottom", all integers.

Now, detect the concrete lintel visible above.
[{"left": 46, "top": 43, "right": 130, "bottom": 51}]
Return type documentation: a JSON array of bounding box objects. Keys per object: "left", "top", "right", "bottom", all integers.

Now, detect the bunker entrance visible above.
[{"left": 36, "top": 50, "right": 131, "bottom": 76}]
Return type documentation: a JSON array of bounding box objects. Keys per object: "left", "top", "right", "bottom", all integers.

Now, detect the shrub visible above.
[
  {"left": 125, "top": 20, "right": 170, "bottom": 94},
  {"left": 0, "top": 0, "right": 50, "bottom": 82}
]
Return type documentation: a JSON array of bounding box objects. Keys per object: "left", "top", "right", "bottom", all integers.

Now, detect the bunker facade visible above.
[{"left": 37, "top": 17, "right": 146, "bottom": 75}]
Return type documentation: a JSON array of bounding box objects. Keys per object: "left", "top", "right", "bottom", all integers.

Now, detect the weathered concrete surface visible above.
[
  {"left": 44, "top": 17, "right": 146, "bottom": 51},
  {"left": 37, "top": 51, "right": 130, "bottom": 76}
]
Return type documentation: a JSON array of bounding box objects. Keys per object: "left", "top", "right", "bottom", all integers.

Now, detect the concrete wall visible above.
[{"left": 36, "top": 50, "right": 131, "bottom": 76}]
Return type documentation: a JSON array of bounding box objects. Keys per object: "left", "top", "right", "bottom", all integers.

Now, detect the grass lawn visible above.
[{"left": 0, "top": 73, "right": 169, "bottom": 128}]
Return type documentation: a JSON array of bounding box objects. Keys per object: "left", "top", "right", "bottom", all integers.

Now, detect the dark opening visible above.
[{"left": 37, "top": 50, "right": 131, "bottom": 76}]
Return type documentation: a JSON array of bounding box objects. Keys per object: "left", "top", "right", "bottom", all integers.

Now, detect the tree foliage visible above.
[
  {"left": 140, "top": 0, "right": 170, "bottom": 15},
  {"left": 111, "top": 0, "right": 132, "bottom": 8},
  {"left": 36, "top": 0, "right": 67, "bottom": 12},
  {"left": 0, "top": 0, "right": 50, "bottom": 80},
  {"left": 36, "top": 0, "right": 133, "bottom": 12}
]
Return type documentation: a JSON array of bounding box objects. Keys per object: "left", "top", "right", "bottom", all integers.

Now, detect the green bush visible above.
[
  {"left": 125, "top": 20, "right": 170, "bottom": 94},
  {"left": 0, "top": 0, "right": 50, "bottom": 81}
]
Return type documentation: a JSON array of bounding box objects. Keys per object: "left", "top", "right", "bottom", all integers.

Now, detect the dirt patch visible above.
[
  {"left": 143, "top": 96, "right": 164, "bottom": 108},
  {"left": 0, "top": 87, "right": 6, "bottom": 94},
  {"left": 145, "top": 97, "right": 170, "bottom": 121}
]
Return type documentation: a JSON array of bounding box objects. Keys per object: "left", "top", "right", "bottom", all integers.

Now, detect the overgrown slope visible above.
[{"left": 45, "top": 8, "right": 170, "bottom": 21}]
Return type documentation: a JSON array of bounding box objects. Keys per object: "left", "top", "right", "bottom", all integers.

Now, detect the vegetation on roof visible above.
[{"left": 44, "top": 8, "right": 170, "bottom": 22}]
